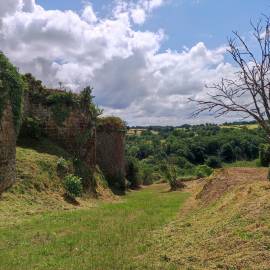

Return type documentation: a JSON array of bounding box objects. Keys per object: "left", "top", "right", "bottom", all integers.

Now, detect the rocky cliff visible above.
[
  {"left": 96, "top": 117, "right": 126, "bottom": 189},
  {"left": 0, "top": 54, "right": 126, "bottom": 195},
  {"left": 0, "top": 53, "right": 24, "bottom": 194}
]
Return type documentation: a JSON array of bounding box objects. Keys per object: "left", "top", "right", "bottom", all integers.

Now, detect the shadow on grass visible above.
[
  {"left": 17, "top": 136, "right": 71, "bottom": 159},
  {"left": 63, "top": 193, "right": 80, "bottom": 206}
]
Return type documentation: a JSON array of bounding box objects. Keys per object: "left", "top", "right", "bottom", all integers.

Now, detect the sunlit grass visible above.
[{"left": 0, "top": 184, "right": 188, "bottom": 270}]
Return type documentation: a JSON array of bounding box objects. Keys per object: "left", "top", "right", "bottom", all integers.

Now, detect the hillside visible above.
[
  {"left": 0, "top": 139, "right": 114, "bottom": 226},
  {"left": 140, "top": 168, "right": 270, "bottom": 269}
]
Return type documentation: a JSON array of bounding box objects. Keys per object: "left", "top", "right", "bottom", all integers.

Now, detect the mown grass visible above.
[
  {"left": 0, "top": 184, "right": 188, "bottom": 270},
  {"left": 143, "top": 170, "right": 270, "bottom": 270}
]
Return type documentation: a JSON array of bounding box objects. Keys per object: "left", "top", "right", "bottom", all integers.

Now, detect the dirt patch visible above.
[{"left": 197, "top": 168, "right": 268, "bottom": 204}]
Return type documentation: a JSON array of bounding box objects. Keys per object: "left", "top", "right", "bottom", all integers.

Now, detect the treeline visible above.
[{"left": 125, "top": 124, "right": 267, "bottom": 188}]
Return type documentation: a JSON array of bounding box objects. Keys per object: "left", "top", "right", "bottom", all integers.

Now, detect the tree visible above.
[
  {"left": 190, "top": 17, "right": 270, "bottom": 141},
  {"left": 220, "top": 143, "right": 235, "bottom": 162}
]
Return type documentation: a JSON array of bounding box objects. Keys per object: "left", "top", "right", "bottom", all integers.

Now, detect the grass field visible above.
[
  {"left": 0, "top": 184, "right": 188, "bottom": 270},
  {"left": 142, "top": 168, "right": 270, "bottom": 270},
  {"left": 220, "top": 124, "right": 259, "bottom": 130},
  {"left": 223, "top": 159, "right": 261, "bottom": 168}
]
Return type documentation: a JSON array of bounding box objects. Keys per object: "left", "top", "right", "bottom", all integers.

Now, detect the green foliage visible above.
[
  {"left": 19, "top": 117, "right": 42, "bottom": 139},
  {"left": 57, "top": 157, "right": 71, "bottom": 177},
  {"left": 161, "top": 163, "right": 185, "bottom": 190},
  {"left": 97, "top": 116, "right": 126, "bottom": 131},
  {"left": 0, "top": 52, "right": 24, "bottom": 134},
  {"left": 63, "top": 174, "right": 83, "bottom": 198},
  {"left": 73, "top": 158, "right": 96, "bottom": 190},
  {"left": 126, "top": 157, "right": 141, "bottom": 188},
  {"left": 220, "top": 143, "right": 235, "bottom": 162},
  {"left": 24, "top": 74, "right": 101, "bottom": 126},
  {"left": 46, "top": 91, "right": 78, "bottom": 106},
  {"left": 126, "top": 124, "right": 265, "bottom": 185},
  {"left": 206, "top": 156, "right": 222, "bottom": 168},
  {"left": 259, "top": 144, "right": 270, "bottom": 167},
  {"left": 141, "top": 167, "right": 153, "bottom": 186},
  {"left": 51, "top": 105, "right": 71, "bottom": 125},
  {"left": 195, "top": 165, "right": 213, "bottom": 178},
  {"left": 80, "top": 86, "right": 103, "bottom": 118}
]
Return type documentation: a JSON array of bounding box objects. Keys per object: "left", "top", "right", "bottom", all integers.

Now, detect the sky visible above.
[{"left": 0, "top": 0, "right": 269, "bottom": 125}]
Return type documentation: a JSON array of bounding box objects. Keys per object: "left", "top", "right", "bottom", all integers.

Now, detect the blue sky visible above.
[
  {"left": 1, "top": 0, "right": 270, "bottom": 125},
  {"left": 37, "top": 0, "right": 270, "bottom": 51}
]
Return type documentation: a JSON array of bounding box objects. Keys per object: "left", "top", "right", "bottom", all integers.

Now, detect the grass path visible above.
[{"left": 0, "top": 184, "right": 188, "bottom": 270}]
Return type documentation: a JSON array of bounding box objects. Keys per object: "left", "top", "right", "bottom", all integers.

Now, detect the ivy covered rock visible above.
[{"left": 0, "top": 53, "right": 25, "bottom": 193}]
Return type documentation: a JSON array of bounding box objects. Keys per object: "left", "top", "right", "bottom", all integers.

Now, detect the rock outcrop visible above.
[
  {"left": 96, "top": 118, "right": 126, "bottom": 189},
  {"left": 0, "top": 65, "right": 126, "bottom": 195},
  {"left": 23, "top": 89, "right": 96, "bottom": 168},
  {"left": 0, "top": 52, "right": 24, "bottom": 194},
  {"left": 0, "top": 104, "right": 17, "bottom": 193}
]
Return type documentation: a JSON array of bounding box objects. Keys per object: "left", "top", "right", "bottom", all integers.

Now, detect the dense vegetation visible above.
[
  {"left": 0, "top": 52, "right": 25, "bottom": 134},
  {"left": 126, "top": 124, "right": 267, "bottom": 187}
]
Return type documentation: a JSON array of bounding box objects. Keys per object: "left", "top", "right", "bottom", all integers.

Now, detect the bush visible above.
[
  {"left": 206, "top": 156, "right": 222, "bottom": 168},
  {"left": 195, "top": 165, "right": 213, "bottom": 178},
  {"left": 161, "top": 164, "right": 185, "bottom": 190},
  {"left": 19, "top": 117, "right": 42, "bottom": 139},
  {"left": 140, "top": 165, "right": 154, "bottom": 186},
  {"left": 259, "top": 144, "right": 270, "bottom": 167},
  {"left": 63, "top": 174, "right": 83, "bottom": 198},
  {"left": 126, "top": 157, "right": 141, "bottom": 188},
  {"left": 57, "top": 157, "right": 70, "bottom": 176}
]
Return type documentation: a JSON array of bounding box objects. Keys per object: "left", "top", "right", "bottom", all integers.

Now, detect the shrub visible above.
[
  {"left": 206, "top": 156, "right": 222, "bottom": 168},
  {"left": 161, "top": 164, "right": 185, "bottom": 190},
  {"left": 259, "top": 144, "right": 270, "bottom": 167},
  {"left": 19, "top": 117, "right": 42, "bottom": 139},
  {"left": 195, "top": 165, "right": 213, "bottom": 178},
  {"left": 57, "top": 157, "right": 70, "bottom": 176},
  {"left": 126, "top": 157, "right": 141, "bottom": 188},
  {"left": 97, "top": 116, "right": 126, "bottom": 131},
  {"left": 140, "top": 165, "right": 154, "bottom": 186},
  {"left": 63, "top": 174, "right": 83, "bottom": 199}
]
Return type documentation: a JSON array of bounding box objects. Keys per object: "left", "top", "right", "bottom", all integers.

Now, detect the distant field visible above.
[
  {"left": 220, "top": 124, "right": 259, "bottom": 129},
  {"left": 127, "top": 129, "right": 159, "bottom": 135}
]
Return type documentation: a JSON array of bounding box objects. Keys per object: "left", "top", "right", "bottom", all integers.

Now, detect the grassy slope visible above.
[
  {"left": 0, "top": 139, "right": 101, "bottom": 226},
  {"left": 0, "top": 184, "right": 188, "bottom": 270},
  {"left": 143, "top": 169, "right": 270, "bottom": 270}
]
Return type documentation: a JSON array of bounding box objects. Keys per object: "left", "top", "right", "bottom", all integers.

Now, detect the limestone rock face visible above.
[
  {"left": 96, "top": 129, "right": 126, "bottom": 188},
  {"left": 23, "top": 92, "right": 96, "bottom": 169},
  {"left": 0, "top": 104, "right": 16, "bottom": 193}
]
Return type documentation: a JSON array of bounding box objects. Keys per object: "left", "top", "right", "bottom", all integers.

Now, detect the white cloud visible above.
[
  {"left": 0, "top": 0, "right": 233, "bottom": 125},
  {"left": 82, "top": 4, "right": 97, "bottom": 23},
  {"left": 131, "top": 8, "right": 146, "bottom": 24}
]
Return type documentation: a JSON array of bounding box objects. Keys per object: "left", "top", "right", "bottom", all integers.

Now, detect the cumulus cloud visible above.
[
  {"left": 0, "top": 0, "right": 233, "bottom": 125},
  {"left": 82, "top": 4, "right": 97, "bottom": 23}
]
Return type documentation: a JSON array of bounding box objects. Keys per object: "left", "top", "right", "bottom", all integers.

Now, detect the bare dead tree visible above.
[{"left": 190, "top": 16, "right": 270, "bottom": 140}]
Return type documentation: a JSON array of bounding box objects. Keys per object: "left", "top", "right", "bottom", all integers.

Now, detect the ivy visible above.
[
  {"left": 0, "top": 53, "right": 25, "bottom": 135},
  {"left": 97, "top": 116, "right": 126, "bottom": 132}
]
